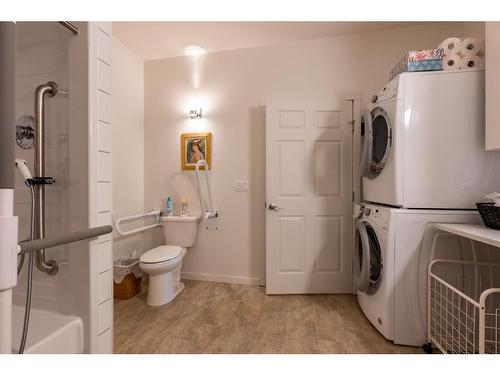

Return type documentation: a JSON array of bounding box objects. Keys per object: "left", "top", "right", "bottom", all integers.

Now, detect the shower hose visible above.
[{"left": 16, "top": 184, "right": 36, "bottom": 354}]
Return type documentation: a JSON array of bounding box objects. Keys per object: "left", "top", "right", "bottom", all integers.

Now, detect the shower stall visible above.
[{"left": 0, "top": 21, "right": 114, "bottom": 354}]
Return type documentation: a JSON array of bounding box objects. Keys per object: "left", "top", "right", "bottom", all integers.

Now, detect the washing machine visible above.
[
  {"left": 355, "top": 204, "right": 396, "bottom": 341},
  {"left": 361, "top": 69, "right": 500, "bottom": 209},
  {"left": 355, "top": 203, "right": 484, "bottom": 346}
]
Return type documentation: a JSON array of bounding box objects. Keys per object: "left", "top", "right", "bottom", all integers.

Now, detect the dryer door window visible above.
[
  {"left": 355, "top": 222, "right": 383, "bottom": 295},
  {"left": 369, "top": 107, "right": 392, "bottom": 178},
  {"left": 360, "top": 110, "right": 373, "bottom": 178}
]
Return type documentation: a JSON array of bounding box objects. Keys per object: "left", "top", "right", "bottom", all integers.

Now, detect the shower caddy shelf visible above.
[{"left": 424, "top": 223, "right": 500, "bottom": 354}]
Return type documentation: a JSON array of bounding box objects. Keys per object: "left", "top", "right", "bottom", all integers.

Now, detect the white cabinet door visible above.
[
  {"left": 486, "top": 22, "right": 500, "bottom": 151},
  {"left": 266, "top": 100, "right": 353, "bottom": 294}
]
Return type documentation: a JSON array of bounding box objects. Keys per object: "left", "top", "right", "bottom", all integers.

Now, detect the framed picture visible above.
[{"left": 181, "top": 132, "right": 212, "bottom": 170}]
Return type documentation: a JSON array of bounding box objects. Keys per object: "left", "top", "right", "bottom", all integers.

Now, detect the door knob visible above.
[{"left": 268, "top": 203, "right": 282, "bottom": 211}]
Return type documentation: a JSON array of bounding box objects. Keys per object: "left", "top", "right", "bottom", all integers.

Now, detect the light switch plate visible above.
[{"left": 234, "top": 180, "right": 249, "bottom": 192}]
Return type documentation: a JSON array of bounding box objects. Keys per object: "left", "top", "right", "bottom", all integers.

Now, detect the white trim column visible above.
[
  {"left": 0, "top": 190, "right": 18, "bottom": 353},
  {"left": 88, "top": 22, "right": 113, "bottom": 354},
  {"left": 0, "top": 21, "right": 17, "bottom": 354}
]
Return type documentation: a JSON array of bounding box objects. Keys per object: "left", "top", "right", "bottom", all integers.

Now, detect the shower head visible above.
[{"left": 15, "top": 159, "right": 33, "bottom": 183}]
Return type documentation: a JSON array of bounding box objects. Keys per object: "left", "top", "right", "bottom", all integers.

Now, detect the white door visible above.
[{"left": 266, "top": 99, "right": 353, "bottom": 294}]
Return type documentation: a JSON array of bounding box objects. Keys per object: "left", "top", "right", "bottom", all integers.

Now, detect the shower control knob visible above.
[{"left": 16, "top": 115, "right": 36, "bottom": 150}]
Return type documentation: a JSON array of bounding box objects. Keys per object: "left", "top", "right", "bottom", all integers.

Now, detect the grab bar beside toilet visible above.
[
  {"left": 114, "top": 209, "right": 163, "bottom": 237},
  {"left": 195, "top": 160, "right": 217, "bottom": 220}
]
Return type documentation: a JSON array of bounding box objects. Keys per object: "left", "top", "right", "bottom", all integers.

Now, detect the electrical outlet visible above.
[{"left": 234, "top": 180, "right": 249, "bottom": 192}]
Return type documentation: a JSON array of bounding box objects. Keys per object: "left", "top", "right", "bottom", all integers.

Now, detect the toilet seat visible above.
[{"left": 140, "top": 245, "right": 183, "bottom": 264}]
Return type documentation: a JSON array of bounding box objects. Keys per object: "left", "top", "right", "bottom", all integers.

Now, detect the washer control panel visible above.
[{"left": 363, "top": 207, "right": 390, "bottom": 231}]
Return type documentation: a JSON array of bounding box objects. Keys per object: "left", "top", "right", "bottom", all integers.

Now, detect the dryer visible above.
[
  {"left": 355, "top": 203, "right": 484, "bottom": 346},
  {"left": 361, "top": 69, "right": 500, "bottom": 209}
]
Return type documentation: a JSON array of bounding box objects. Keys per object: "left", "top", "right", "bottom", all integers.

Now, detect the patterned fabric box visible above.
[{"left": 390, "top": 48, "right": 444, "bottom": 80}]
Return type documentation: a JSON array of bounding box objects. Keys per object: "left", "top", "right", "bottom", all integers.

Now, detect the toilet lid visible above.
[{"left": 140, "top": 245, "right": 183, "bottom": 264}]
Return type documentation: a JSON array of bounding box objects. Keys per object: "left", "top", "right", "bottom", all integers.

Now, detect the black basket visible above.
[{"left": 476, "top": 203, "right": 500, "bottom": 230}]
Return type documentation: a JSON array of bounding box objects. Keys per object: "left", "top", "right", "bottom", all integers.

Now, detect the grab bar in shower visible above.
[
  {"left": 18, "top": 225, "right": 113, "bottom": 254},
  {"left": 34, "top": 81, "right": 60, "bottom": 275},
  {"left": 114, "top": 209, "right": 163, "bottom": 237}
]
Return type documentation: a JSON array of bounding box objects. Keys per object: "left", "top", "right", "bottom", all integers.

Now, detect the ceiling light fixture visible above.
[{"left": 184, "top": 45, "right": 206, "bottom": 57}]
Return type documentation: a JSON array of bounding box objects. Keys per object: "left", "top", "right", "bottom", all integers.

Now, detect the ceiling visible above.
[{"left": 113, "top": 22, "right": 420, "bottom": 61}]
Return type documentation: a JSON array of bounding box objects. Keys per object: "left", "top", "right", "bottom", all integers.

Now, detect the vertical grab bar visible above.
[
  {"left": 34, "top": 82, "right": 59, "bottom": 275},
  {"left": 195, "top": 160, "right": 216, "bottom": 219}
]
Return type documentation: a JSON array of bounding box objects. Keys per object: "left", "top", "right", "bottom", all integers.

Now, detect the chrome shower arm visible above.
[{"left": 58, "top": 22, "right": 79, "bottom": 35}]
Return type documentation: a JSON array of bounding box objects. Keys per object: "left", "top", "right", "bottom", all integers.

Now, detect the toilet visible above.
[{"left": 139, "top": 215, "right": 199, "bottom": 306}]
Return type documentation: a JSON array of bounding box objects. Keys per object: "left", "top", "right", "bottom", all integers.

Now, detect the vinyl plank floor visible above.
[{"left": 113, "top": 280, "right": 421, "bottom": 354}]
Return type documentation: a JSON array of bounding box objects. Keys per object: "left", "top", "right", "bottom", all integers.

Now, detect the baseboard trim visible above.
[{"left": 181, "top": 271, "right": 260, "bottom": 286}]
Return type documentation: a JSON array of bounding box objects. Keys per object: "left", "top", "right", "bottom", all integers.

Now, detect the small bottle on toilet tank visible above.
[
  {"left": 180, "top": 197, "right": 188, "bottom": 216},
  {"left": 165, "top": 196, "right": 173, "bottom": 216}
]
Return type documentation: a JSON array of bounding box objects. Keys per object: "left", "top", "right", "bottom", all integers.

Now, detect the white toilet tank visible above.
[{"left": 161, "top": 216, "right": 200, "bottom": 248}]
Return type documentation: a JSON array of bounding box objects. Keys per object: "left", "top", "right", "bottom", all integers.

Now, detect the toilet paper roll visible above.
[
  {"left": 439, "top": 37, "right": 462, "bottom": 56},
  {"left": 459, "top": 55, "right": 484, "bottom": 70},
  {"left": 443, "top": 54, "right": 462, "bottom": 70},
  {"left": 458, "top": 37, "right": 483, "bottom": 56}
]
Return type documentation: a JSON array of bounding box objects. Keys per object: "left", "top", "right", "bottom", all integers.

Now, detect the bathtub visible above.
[{"left": 11, "top": 305, "right": 84, "bottom": 354}]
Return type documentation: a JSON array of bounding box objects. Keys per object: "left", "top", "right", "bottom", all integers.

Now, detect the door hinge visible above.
[
  {"left": 352, "top": 191, "right": 355, "bottom": 202},
  {"left": 349, "top": 120, "right": 355, "bottom": 133}
]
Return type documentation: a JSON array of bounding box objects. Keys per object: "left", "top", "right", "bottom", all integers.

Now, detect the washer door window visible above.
[
  {"left": 355, "top": 222, "right": 383, "bottom": 295},
  {"left": 361, "top": 107, "right": 392, "bottom": 178}
]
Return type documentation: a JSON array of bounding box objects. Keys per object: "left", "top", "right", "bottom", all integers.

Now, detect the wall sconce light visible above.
[{"left": 190, "top": 108, "right": 202, "bottom": 119}]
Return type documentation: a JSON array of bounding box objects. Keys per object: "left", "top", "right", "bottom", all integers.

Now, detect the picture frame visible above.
[{"left": 181, "top": 132, "right": 212, "bottom": 170}]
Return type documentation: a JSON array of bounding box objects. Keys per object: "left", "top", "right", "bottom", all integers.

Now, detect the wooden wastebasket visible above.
[{"left": 114, "top": 273, "right": 142, "bottom": 299}]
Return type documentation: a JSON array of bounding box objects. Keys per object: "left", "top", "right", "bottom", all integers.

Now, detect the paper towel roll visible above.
[
  {"left": 443, "top": 54, "right": 462, "bottom": 70},
  {"left": 459, "top": 55, "right": 484, "bottom": 70},
  {"left": 439, "top": 37, "right": 462, "bottom": 55},
  {"left": 458, "top": 37, "right": 483, "bottom": 56}
]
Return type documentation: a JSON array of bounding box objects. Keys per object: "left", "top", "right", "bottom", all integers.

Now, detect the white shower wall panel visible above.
[{"left": 13, "top": 22, "right": 92, "bottom": 351}]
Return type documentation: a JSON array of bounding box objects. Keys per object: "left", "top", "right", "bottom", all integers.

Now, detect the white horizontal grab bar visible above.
[{"left": 114, "top": 209, "right": 162, "bottom": 237}]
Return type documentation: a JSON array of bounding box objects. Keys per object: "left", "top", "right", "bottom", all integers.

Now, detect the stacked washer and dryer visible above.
[{"left": 355, "top": 69, "right": 500, "bottom": 347}]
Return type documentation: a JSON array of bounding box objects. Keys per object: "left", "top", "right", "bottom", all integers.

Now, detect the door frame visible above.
[{"left": 264, "top": 95, "right": 361, "bottom": 293}]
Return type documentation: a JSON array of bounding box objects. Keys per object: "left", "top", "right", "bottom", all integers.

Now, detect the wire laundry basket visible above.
[{"left": 426, "top": 259, "right": 500, "bottom": 354}]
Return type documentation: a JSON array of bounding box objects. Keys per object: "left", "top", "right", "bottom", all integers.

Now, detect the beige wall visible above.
[
  {"left": 112, "top": 38, "right": 145, "bottom": 260},
  {"left": 142, "top": 22, "right": 478, "bottom": 285},
  {"left": 464, "top": 22, "right": 485, "bottom": 37}
]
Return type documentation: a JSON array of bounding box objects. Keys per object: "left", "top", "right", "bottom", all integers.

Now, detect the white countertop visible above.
[{"left": 435, "top": 223, "right": 500, "bottom": 248}]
